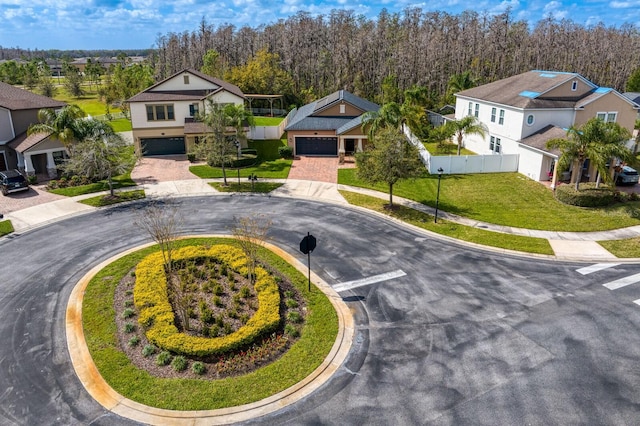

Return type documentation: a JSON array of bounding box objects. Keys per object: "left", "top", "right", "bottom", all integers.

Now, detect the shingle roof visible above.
[
  {"left": 623, "top": 92, "right": 640, "bottom": 106},
  {"left": 456, "top": 70, "right": 595, "bottom": 109},
  {"left": 7, "top": 132, "right": 51, "bottom": 153},
  {"left": 127, "top": 68, "right": 245, "bottom": 103},
  {"left": 518, "top": 125, "right": 566, "bottom": 156},
  {"left": 285, "top": 90, "right": 379, "bottom": 131},
  {"left": 0, "top": 82, "right": 66, "bottom": 111},
  {"left": 337, "top": 116, "right": 365, "bottom": 135}
]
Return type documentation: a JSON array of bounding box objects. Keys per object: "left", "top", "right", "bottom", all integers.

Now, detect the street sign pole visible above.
[{"left": 299, "top": 232, "right": 317, "bottom": 292}]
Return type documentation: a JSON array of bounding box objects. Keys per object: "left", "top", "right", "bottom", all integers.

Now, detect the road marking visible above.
[
  {"left": 603, "top": 273, "right": 640, "bottom": 290},
  {"left": 633, "top": 299, "right": 640, "bottom": 306},
  {"left": 333, "top": 270, "right": 406, "bottom": 293},
  {"left": 577, "top": 263, "right": 620, "bottom": 275}
]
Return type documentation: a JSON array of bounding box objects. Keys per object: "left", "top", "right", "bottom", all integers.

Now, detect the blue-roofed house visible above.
[
  {"left": 284, "top": 90, "right": 379, "bottom": 156},
  {"left": 453, "top": 70, "right": 639, "bottom": 184}
]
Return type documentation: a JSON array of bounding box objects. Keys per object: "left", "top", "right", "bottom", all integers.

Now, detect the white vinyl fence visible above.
[
  {"left": 247, "top": 126, "right": 283, "bottom": 140},
  {"left": 403, "top": 124, "right": 519, "bottom": 175}
]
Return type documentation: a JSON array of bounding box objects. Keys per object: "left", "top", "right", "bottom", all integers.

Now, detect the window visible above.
[
  {"left": 491, "top": 107, "right": 496, "bottom": 123},
  {"left": 490, "top": 136, "right": 501, "bottom": 153},
  {"left": 498, "top": 109, "right": 505, "bottom": 125},
  {"left": 340, "top": 104, "right": 346, "bottom": 114},
  {"left": 184, "top": 75, "right": 190, "bottom": 84},
  {"left": 189, "top": 103, "right": 199, "bottom": 117},
  {"left": 596, "top": 112, "right": 617, "bottom": 122},
  {"left": 571, "top": 81, "right": 577, "bottom": 91},
  {"left": 474, "top": 103, "right": 479, "bottom": 118},
  {"left": 146, "top": 104, "right": 175, "bottom": 121},
  {"left": 526, "top": 114, "right": 535, "bottom": 126},
  {"left": 468, "top": 102, "right": 473, "bottom": 116}
]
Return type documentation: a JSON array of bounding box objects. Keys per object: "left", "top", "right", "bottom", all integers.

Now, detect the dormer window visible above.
[
  {"left": 571, "top": 81, "right": 577, "bottom": 91},
  {"left": 184, "top": 75, "right": 190, "bottom": 85}
]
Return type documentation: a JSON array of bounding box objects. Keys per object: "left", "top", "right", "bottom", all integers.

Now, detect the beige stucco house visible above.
[
  {"left": 284, "top": 90, "right": 379, "bottom": 156},
  {"left": 0, "top": 82, "right": 66, "bottom": 177},
  {"left": 127, "top": 69, "right": 246, "bottom": 156}
]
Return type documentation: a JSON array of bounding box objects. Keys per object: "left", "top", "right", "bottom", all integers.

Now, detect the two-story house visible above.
[
  {"left": 127, "top": 69, "right": 246, "bottom": 156},
  {"left": 454, "top": 70, "right": 639, "bottom": 183},
  {"left": 0, "top": 82, "right": 66, "bottom": 177}
]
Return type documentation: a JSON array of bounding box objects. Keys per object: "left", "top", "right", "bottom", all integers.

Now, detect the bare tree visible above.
[
  {"left": 134, "top": 203, "right": 190, "bottom": 330},
  {"left": 231, "top": 214, "right": 272, "bottom": 284}
]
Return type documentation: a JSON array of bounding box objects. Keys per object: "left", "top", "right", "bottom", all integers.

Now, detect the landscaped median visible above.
[
  {"left": 80, "top": 237, "right": 340, "bottom": 411},
  {"left": 0, "top": 220, "right": 14, "bottom": 237}
]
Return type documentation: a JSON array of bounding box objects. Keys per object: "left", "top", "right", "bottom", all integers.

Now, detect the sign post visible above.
[{"left": 299, "top": 232, "right": 316, "bottom": 292}]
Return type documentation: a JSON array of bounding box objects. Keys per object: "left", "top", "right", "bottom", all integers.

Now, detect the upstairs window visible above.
[
  {"left": 571, "top": 81, "right": 577, "bottom": 91},
  {"left": 184, "top": 75, "right": 190, "bottom": 84},
  {"left": 526, "top": 114, "right": 535, "bottom": 126},
  {"left": 340, "top": 104, "right": 346, "bottom": 114},
  {"left": 474, "top": 103, "right": 479, "bottom": 118},
  {"left": 596, "top": 112, "right": 617, "bottom": 122},
  {"left": 146, "top": 104, "right": 175, "bottom": 121},
  {"left": 491, "top": 107, "right": 496, "bottom": 123},
  {"left": 498, "top": 109, "right": 505, "bottom": 125},
  {"left": 189, "top": 103, "right": 199, "bottom": 117},
  {"left": 468, "top": 102, "right": 473, "bottom": 116}
]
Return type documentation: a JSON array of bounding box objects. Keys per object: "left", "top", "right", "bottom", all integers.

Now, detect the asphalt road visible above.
[{"left": 2, "top": 195, "right": 640, "bottom": 425}]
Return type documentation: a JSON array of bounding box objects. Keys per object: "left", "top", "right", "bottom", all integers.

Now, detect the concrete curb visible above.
[{"left": 65, "top": 236, "right": 354, "bottom": 425}]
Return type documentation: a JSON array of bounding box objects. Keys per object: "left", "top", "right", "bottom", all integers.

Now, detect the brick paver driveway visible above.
[
  {"left": 288, "top": 156, "right": 355, "bottom": 183},
  {"left": 0, "top": 184, "right": 65, "bottom": 215},
  {"left": 131, "top": 155, "right": 198, "bottom": 184}
]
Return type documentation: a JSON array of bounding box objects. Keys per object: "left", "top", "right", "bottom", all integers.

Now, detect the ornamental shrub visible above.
[
  {"left": 192, "top": 361, "right": 206, "bottom": 375},
  {"left": 156, "top": 351, "right": 172, "bottom": 366},
  {"left": 278, "top": 146, "right": 294, "bottom": 159},
  {"left": 555, "top": 183, "right": 617, "bottom": 207},
  {"left": 171, "top": 356, "right": 188, "bottom": 372},
  {"left": 134, "top": 245, "right": 280, "bottom": 357},
  {"left": 142, "top": 344, "right": 156, "bottom": 357}
]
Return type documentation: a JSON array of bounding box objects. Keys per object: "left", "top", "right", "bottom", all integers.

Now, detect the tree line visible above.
[{"left": 151, "top": 9, "right": 640, "bottom": 107}]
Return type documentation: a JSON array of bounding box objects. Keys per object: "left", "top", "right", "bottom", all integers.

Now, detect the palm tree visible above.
[
  {"left": 223, "top": 104, "right": 255, "bottom": 145},
  {"left": 546, "top": 118, "right": 632, "bottom": 191},
  {"left": 362, "top": 102, "right": 403, "bottom": 140},
  {"left": 443, "top": 115, "right": 488, "bottom": 156},
  {"left": 28, "top": 104, "right": 86, "bottom": 146},
  {"left": 446, "top": 71, "right": 476, "bottom": 104}
]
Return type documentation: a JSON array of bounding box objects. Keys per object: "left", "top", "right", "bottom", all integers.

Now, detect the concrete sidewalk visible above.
[{"left": 3, "top": 178, "right": 639, "bottom": 260}]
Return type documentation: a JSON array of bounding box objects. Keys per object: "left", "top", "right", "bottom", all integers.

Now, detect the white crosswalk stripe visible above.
[
  {"left": 333, "top": 270, "right": 406, "bottom": 293},
  {"left": 603, "top": 273, "right": 640, "bottom": 290},
  {"left": 576, "top": 263, "right": 620, "bottom": 275}
]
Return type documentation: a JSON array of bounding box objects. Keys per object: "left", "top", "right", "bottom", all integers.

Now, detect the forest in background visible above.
[{"left": 2, "top": 8, "right": 640, "bottom": 107}]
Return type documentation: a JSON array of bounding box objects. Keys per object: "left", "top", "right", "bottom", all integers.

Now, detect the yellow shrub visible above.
[{"left": 134, "top": 244, "right": 280, "bottom": 356}]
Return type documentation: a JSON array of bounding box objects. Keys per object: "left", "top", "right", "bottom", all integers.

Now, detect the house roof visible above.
[
  {"left": 7, "top": 131, "right": 51, "bottom": 153},
  {"left": 285, "top": 90, "right": 379, "bottom": 131},
  {"left": 127, "top": 68, "right": 245, "bottom": 103},
  {"left": 0, "top": 82, "right": 66, "bottom": 111},
  {"left": 518, "top": 125, "right": 565, "bottom": 156},
  {"left": 337, "top": 116, "right": 366, "bottom": 135},
  {"left": 623, "top": 92, "right": 640, "bottom": 106},
  {"left": 455, "top": 70, "right": 596, "bottom": 109}
]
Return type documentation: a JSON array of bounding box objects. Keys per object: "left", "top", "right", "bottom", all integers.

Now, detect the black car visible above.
[{"left": 0, "top": 170, "right": 29, "bottom": 195}]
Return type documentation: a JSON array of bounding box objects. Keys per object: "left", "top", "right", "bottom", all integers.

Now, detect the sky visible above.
[{"left": 0, "top": 0, "right": 638, "bottom": 51}]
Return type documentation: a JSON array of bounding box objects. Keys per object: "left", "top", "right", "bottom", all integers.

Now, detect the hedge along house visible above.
[
  {"left": 0, "top": 82, "right": 67, "bottom": 177},
  {"left": 127, "top": 69, "right": 246, "bottom": 156},
  {"left": 453, "top": 70, "right": 639, "bottom": 185},
  {"left": 285, "top": 90, "right": 379, "bottom": 157}
]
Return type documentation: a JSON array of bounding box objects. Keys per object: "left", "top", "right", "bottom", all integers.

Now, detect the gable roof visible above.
[
  {"left": 285, "top": 90, "right": 379, "bottom": 131},
  {"left": 623, "top": 92, "right": 640, "bottom": 107},
  {"left": 7, "top": 131, "right": 51, "bottom": 153},
  {"left": 127, "top": 68, "right": 245, "bottom": 103},
  {"left": 0, "top": 82, "right": 66, "bottom": 111},
  {"left": 455, "top": 70, "right": 597, "bottom": 109},
  {"left": 518, "top": 124, "right": 565, "bottom": 156}
]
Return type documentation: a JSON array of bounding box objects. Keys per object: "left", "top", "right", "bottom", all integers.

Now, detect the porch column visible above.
[
  {"left": 24, "top": 154, "right": 35, "bottom": 175},
  {"left": 338, "top": 137, "right": 345, "bottom": 154},
  {"left": 357, "top": 138, "right": 363, "bottom": 152},
  {"left": 46, "top": 151, "right": 58, "bottom": 178},
  {"left": 16, "top": 152, "right": 25, "bottom": 170},
  {"left": 550, "top": 162, "right": 558, "bottom": 190}
]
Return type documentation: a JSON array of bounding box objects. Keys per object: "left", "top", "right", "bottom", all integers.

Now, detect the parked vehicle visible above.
[
  {"left": 615, "top": 166, "right": 640, "bottom": 185},
  {"left": 0, "top": 170, "right": 29, "bottom": 195}
]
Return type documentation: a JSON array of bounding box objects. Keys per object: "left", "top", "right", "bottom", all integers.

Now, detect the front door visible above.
[{"left": 345, "top": 139, "right": 355, "bottom": 154}]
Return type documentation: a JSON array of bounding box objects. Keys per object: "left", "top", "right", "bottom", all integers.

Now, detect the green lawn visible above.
[
  {"left": 253, "top": 117, "right": 284, "bottom": 126},
  {"left": 49, "top": 173, "right": 137, "bottom": 196},
  {"left": 340, "top": 191, "right": 553, "bottom": 254},
  {"left": 79, "top": 190, "right": 145, "bottom": 207},
  {"left": 422, "top": 141, "right": 476, "bottom": 156},
  {"left": 0, "top": 220, "right": 14, "bottom": 237},
  {"left": 210, "top": 182, "right": 283, "bottom": 193},
  {"left": 83, "top": 237, "right": 338, "bottom": 410},
  {"left": 191, "top": 139, "right": 291, "bottom": 179},
  {"left": 599, "top": 238, "right": 640, "bottom": 258},
  {"left": 338, "top": 169, "right": 640, "bottom": 232}
]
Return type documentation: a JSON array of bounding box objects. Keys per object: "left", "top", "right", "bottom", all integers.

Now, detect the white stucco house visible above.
[
  {"left": 127, "top": 69, "right": 246, "bottom": 156},
  {"left": 453, "top": 70, "right": 639, "bottom": 183},
  {"left": 0, "top": 82, "right": 67, "bottom": 178}
]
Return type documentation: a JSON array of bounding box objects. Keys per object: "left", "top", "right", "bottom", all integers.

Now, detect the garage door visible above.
[
  {"left": 140, "top": 137, "right": 186, "bottom": 156},
  {"left": 295, "top": 137, "right": 337, "bottom": 156}
]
